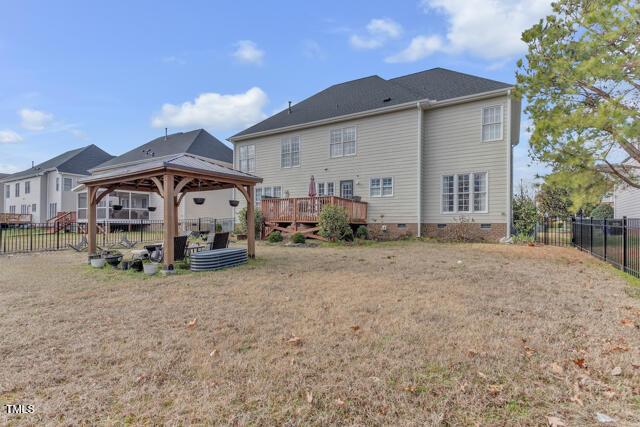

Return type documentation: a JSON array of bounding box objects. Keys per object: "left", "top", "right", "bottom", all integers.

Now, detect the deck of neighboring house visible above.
[
  {"left": 0, "top": 213, "right": 32, "bottom": 225},
  {"left": 261, "top": 196, "right": 368, "bottom": 240}
]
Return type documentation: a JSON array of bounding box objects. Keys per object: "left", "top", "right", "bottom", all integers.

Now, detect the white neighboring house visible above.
[
  {"left": 612, "top": 158, "right": 640, "bottom": 218},
  {"left": 76, "top": 129, "right": 235, "bottom": 225},
  {"left": 1, "top": 145, "right": 113, "bottom": 223},
  {"left": 229, "top": 67, "right": 521, "bottom": 240}
]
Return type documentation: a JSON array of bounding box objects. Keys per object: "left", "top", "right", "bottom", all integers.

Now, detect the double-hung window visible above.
[
  {"left": 330, "top": 126, "right": 356, "bottom": 158},
  {"left": 63, "top": 177, "right": 73, "bottom": 191},
  {"left": 56, "top": 177, "right": 60, "bottom": 191},
  {"left": 441, "top": 172, "right": 487, "bottom": 213},
  {"left": 25, "top": 181, "right": 30, "bottom": 194},
  {"left": 281, "top": 136, "right": 300, "bottom": 168},
  {"left": 370, "top": 177, "right": 393, "bottom": 197},
  {"left": 238, "top": 145, "right": 255, "bottom": 173},
  {"left": 15, "top": 183, "right": 20, "bottom": 197},
  {"left": 5, "top": 184, "right": 10, "bottom": 198},
  {"left": 255, "top": 186, "right": 282, "bottom": 208},
  {"left": 481, "top": 105, "right": 503, "bottom": 142},
  {"left": 317, "top": 182, "right": 335, "bottom": 196}
]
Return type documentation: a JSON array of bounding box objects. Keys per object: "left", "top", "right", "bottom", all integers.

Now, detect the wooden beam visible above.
[
  {"left": 162, "top": 173, "right": 175, "bottom": 269},
  {"left": 150, "top": 176, "right": 164, "bottom": 196},
  {"left": 176, "top": 192, "right": 187, "bottom": 206},
  {"left": 235, "top": 183, "right": 250, "bottom": 202},
  {"left": 94, "top": 185, "right": 116, "bottom": 205},
  {"left": 174, "top": 177, "right": 193, "bottom": 194},
  {"left": 87, "top": 186, "right": 97, "bottom": 257},
  {"left": 246, "top": 185, "right": 255, "bottom": 259}
]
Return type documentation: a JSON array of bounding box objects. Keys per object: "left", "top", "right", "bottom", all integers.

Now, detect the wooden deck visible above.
[
  {"left": 261, "top": 196, "right": 368, "bottom": 240},
  {"left": 0, "top": 213, "right": 32, "bottom": 224}
]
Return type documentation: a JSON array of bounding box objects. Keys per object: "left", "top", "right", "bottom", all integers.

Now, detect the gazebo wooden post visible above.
[
  {"left": 87, "top": 185, "right": 97, "bottom": 257},
  {"left": 163, "top": 173, "right": 175, "bottom": 269},
  {"left": 174, "top": 198, "right": 179, "bottom": 235},
  {"left": 247, "top": 185, "right": 255, "bottom": 259}
]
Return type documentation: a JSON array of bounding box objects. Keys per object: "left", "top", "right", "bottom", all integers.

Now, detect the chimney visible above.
[
  {"left": 164, "top": 128, "right": 168, "bottom": 141},
  {"left": 31, "top": 161, "right": 34, "bottom": 168},
  {"left": 288, "top": 101, "right": 292, "bottom": 114}
]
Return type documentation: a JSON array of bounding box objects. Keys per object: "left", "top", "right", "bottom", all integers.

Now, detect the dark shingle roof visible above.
[
  {"left": 96, "top": 129, "right": 232, "bottom": 170},
  {"left": 3, "top": 145, "right": 114, "bottom": 181},
  {"left": 232, "top": 67, "right": 512, "bottom": 139}
]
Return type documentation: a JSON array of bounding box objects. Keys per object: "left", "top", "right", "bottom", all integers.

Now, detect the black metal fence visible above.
[
  {"left": 0, "top": 217, "right": 234, "bottom": 254},
  {"left": 536, "top": 216, "right": 640, "bottom": 278}
]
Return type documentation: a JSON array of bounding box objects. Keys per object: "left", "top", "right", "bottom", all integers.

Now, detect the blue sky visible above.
[{"left": 0, "top": 0, "right": 551, "bottom": 186}]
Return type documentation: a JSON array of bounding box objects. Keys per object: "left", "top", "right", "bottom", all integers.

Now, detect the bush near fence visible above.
[
  {"left": 0, "top": 218, "right": 234, "bottom": 254},
  {"left": 536, "top": 216, "right": 640, "bottom": 278}
]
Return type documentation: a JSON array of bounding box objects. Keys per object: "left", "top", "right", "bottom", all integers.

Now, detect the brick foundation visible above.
[
  {"left": 422, "top": 223, "right": 507, "bottom": 242},
  {"left": 367, "top": 223, "right": 418, "bottom": 240}
]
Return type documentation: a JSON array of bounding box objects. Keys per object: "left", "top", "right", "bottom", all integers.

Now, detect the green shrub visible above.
[
  {"left": 318, "top": 205, "right": 351, "bottom": 241},
  {"left": 355, "top": 225, "right": 369, "bottom": 240},
  {"left": 512, "top": 192, "right": 537, "bottom": 236},
  {"left": 291, "top": 232, "right": 306, "bottom": 244},
  {"left": 342, "top": 227, "right": 354, "bottom": 242},
  {"left": 513, "top": 233, "right": 534, "bottom": 244},
  {"left": 215, "top": 222, "right": 223, "bottom": 233},
  {"left": 238, "top": 207, "right": 263, "bottom": 236},
  {"left": 590, "top": 203, "right": 614, "bottom": 219},
  {"left": 267, "top": 231, "right": 283, "bottom": 243}
]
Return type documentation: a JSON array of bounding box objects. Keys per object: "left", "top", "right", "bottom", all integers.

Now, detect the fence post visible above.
[
  {"left": 0, "top": 224, "right": 3, "bottom": 253},
  {"left": 623, "top": 216, "right": 628, "bottom": 273},
  {"left": 56, "top": 223, "right": 60, "bottom": 250},
  {"left": 589, "top": 217, "right": 593, "bottom": 254},
  {"left": 603, "top": 218, "right": 608, "bottom": 261},
  {"left": 571, "top": 216, "right": 575, "bottom": 246}
]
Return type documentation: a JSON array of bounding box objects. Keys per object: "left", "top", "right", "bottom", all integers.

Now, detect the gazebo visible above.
[{"left": 78, "top": 154, "right": 262, "bottom": 268}]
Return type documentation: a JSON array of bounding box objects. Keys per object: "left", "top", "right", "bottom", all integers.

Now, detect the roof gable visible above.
[{"left": 96, "top": 129, "right": 232, "bottom": 170}]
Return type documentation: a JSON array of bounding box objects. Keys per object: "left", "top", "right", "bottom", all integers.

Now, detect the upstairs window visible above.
[
  {"left": 5, "top": 185, "right": 10, "bottom": 198},
  {"left": 281, "top": 136, "right": 300, "bottom": 168},
  {"left": 238, "top": 145, "right": 255, "bottom": 173},
  {"left": 25, "top": 181, "right": 30, "bottom": 194},
  {"left": 442, "top": 172, "right": 488, "bottom": 213},
  {"left": 56, "top": 177, "right": 60, "bottom": 191},
  {"left": 330, "top": 126, "right": 356, "bottom": 158},
  {"left": 63, "top": 177, "right": 73, "bottom": 191},
  {"left": 482, "top": 105, "right": 503, "bottom": 142},
  {"left": 15, "top": 183, "right": 20, "bottom": 197}
]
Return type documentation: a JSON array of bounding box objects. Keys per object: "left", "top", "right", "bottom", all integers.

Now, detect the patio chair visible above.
[
  {"left": 149, "top": 235, "right": 190, "bottom": 263},
  {"left": 209, "top": 232, "right": 229, "bottom": 250}
]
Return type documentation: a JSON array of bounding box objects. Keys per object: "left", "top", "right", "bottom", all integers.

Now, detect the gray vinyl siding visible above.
[
  {"left": 234, "top": 108, "right": 420, "bottom": 223},
  {"left": 422, "top": 96, "right": 510, "bottom": 224},
  {"left": 614, "top": 184, "right": 640, "bottom": 218}
]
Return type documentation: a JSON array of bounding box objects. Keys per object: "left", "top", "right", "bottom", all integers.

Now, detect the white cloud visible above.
[
  {"left": 19, "top": 108, "right": 54, "bottom": 131},
  {"left": 302, "top": 40, "right": 327, "bottom": 60},
  {"left": 0, "top": 129, "right": 23, "bottom": 144},
  {"left": 349, "top": 18, "right": 403, "bottom": 50},
  {"left": 385, "top": 35, "right": 443, "bottom": 63},
  {"left": 421, "top": 0, "right": 552, "bottom": 59},
  {"left": 0, "top": 163, "right": 21, "bottom": 173},
  {"left": 69, "top": 129, "right": 89, "bottom": 140},
  {"left": 232, "top": 40, "right": 265, "bottom": 65},
  {"left": 151, "top": 87, "right": 268, "bottom": 132}
]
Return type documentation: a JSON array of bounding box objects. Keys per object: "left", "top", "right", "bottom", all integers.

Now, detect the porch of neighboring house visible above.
[
  {"left": 261, "top": 196, "right": 368, "bottom": 240},
  {"left": 0, "top": 213, "right": 32, "bottom": 225}
]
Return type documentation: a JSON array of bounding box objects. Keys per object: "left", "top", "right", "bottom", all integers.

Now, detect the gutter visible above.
[
  {"left": 229, "top": 87, "right": 513, "bottom": 142},
  {"left": 415, "top": 100, "right": 431, "bottom": 237},
  {"left": 506, "top": 89, "right": 513, "bottom": 239}
]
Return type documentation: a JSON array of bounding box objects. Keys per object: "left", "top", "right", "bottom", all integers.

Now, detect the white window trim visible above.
[
  {"left": 481, "top": 105, "right": 504, "bottom": 143},
  {"left": 238, "top": 144, "right": 256, "bottom": 173},
  {"left": 317, "top": 181, "right": 336, "bottom": 196},
  {"left": 329, "top": 126, "right": 357, "bottom": 158},
  {"left": 440, "top": 172, "right": 489, "bottom": 214},
  {"left": 280, "top": 136, "right": 301, "bottom": 169},
  {"left": 369, "top": 176, "right": 394, "bottom": 198}
]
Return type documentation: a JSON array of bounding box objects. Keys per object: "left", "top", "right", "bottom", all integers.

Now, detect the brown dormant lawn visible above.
[{"left": 1, "top": 241, "right": 639, "bottom": 425}]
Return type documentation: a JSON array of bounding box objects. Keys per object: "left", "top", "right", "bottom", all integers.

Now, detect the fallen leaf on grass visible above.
[
  {"left": 620, "top": 318, "right": 634, "bottom": 327},
  {"left": 306, "top": 391, "right": 313, "bottom": 403},
  {"left": 209, "top": 349, "right": 218, "bottom": 357},
  {"left": 335, "top": 398, "right": 345, "bottom": 407},
  {"left": 573, "top": 358, "right": 587, "bottom": 369},
  {"left": 547, "top": 416, "right": 566, "bottom": 427},
  {"left": 524, "top": 346, "right": 536, "bottom": 357},
  {"left": 570, "top": 394, "right": 584, "bottom": 406},
  {"left": 187, "top": 318, "right": 197, "bottom": 328},
  {"left": 549, "top": 363, "right": 564, "bottom": 375},
  {"left": 487, "top": 384, "right": 504, "bottom": 396},
  {"left": 350, "top": 325, "right": 360, "bottom": 332},
  {"left": 610, "top": 366, "right": 622, "bottom": 376}
]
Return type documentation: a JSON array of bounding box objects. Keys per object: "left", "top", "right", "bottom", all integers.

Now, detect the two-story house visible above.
[
  {"left": 76, "top": 129, "right": 235, "bottom": 225},
  {"left": 2, "top": 145, "right": 113, "bottom": 223},
  {"left": 229, "top": 68, "right": 521, "bottom": 240}
]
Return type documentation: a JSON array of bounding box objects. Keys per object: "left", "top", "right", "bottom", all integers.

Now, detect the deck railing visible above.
[
  {"left": 0, "top": 213, "right": 32, "bottom": 224},
  {"left": 261, "top": 196, "right": 368, "bottom": 224}
]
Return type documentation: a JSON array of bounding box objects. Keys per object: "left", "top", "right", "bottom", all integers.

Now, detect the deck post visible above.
[
  {"left": 163, "top": 173, "right": 175, "bottom": 269},
  {"left": 247, "top": 185, "right": 256, "bottom": 259},
  {"left": 87, "top": 186, "right": 97, "bottom": 258}
]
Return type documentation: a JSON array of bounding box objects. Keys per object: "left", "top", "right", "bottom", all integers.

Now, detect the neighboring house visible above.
[
  {"left": 0, "top": 173, "right": 8, "bottom": 215},
  {"left": 2, "top": 145, "right": 113, "bottom": 223},
  {"left": 77, "top": 129, "right": 235, "bottom": 224},
  {"left": 229, "top": 67, "right": 521, "bottom": 240},
  {"left": 612, "top": 158, "right": 640, "bottom": 217}
]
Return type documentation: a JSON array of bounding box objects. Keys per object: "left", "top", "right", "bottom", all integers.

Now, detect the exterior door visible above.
[
  {"left": 48, "top": 203, "right": 57, "bottom": 220},
  {"left": 340, "top": 180, "right": 354, "bottom": 199}
]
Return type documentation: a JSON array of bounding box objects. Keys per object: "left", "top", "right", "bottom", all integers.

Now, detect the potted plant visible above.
[
  {"left": 105, "top": 252, "right": 123, "bottom": 267},
  {"left": 90, "top": 255, "right": 106, "bottom": 268},
  {"left": 229, "top": 199, "right": 239, "bottom": 207},
  {"left": 148, "top": 206, "right": 156, "bottom": 212},
  {"left": 112, "top": 204, "right": 123, "bottom": 211},
  {"left": 143, "top": 259, "right": 159, "bottom": 275}
]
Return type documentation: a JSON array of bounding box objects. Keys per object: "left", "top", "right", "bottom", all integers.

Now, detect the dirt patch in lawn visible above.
[{"left": 0, "top": 241, "right": 639, "bottom": 425}]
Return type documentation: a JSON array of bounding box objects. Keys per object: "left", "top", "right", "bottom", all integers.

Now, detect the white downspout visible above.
[
  {"left": 506, "top": 90, "right": 513, "bottom": 239},
  {"left": 417, "top": 102, "right": 423, "bottom": 237}
]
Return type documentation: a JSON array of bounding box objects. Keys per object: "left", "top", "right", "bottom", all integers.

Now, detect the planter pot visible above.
[
  {"left": 91, "top": 258, "right": 106, "bottom": 268},
  {"left": 143, "top": 263, "right": 159, "bottom": 276},
  {"left": 112, "top": 204, "right": 123, "bottom": 211},
  {"left": 105, "top": 255, "right": 123, "bottom": 267},
  {"left": 236, "top": 234, "right": 247, "bottom": 241},
  {"left": 121, "top": 260, "right": 130, "bottom": 271},
  {"left": 193, "top": 198, "right": 205, "bottom": 205},
  {"left": 229, "top": 200, "right": 240, "bottom": 207},
  {"left": 147, "top": 206, "right": 156, "bottom": 212},
  {"left": 130, "top": 259, "right": 143, "bottom": 272}
]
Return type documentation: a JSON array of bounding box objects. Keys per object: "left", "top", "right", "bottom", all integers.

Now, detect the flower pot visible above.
[
  {"left": 105, "top": 254, "right": 123, "bottom": 267},
  {"left": 229, "top": 199, "right": 239, "bottom": 207},
  {"left": 193, "top": 197, "right": 205, "bottom": 205},
  {"left": 121, "top": 260, "right": 130, "bottom": 271},
  {"left": 147, "top": 206, "right": 156, "bottom": 212},
  {"left": 91, "top": 258, "right": 106, "bottom": 268},
  {"left": 143, "top": 263, "right": 158, "bottom": 275},
  {"left": 131, "top": 259, "right": 143, "bottom": 272},
  {"left": 112, "top": 204, "right": 123, "bottom": 211}
]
